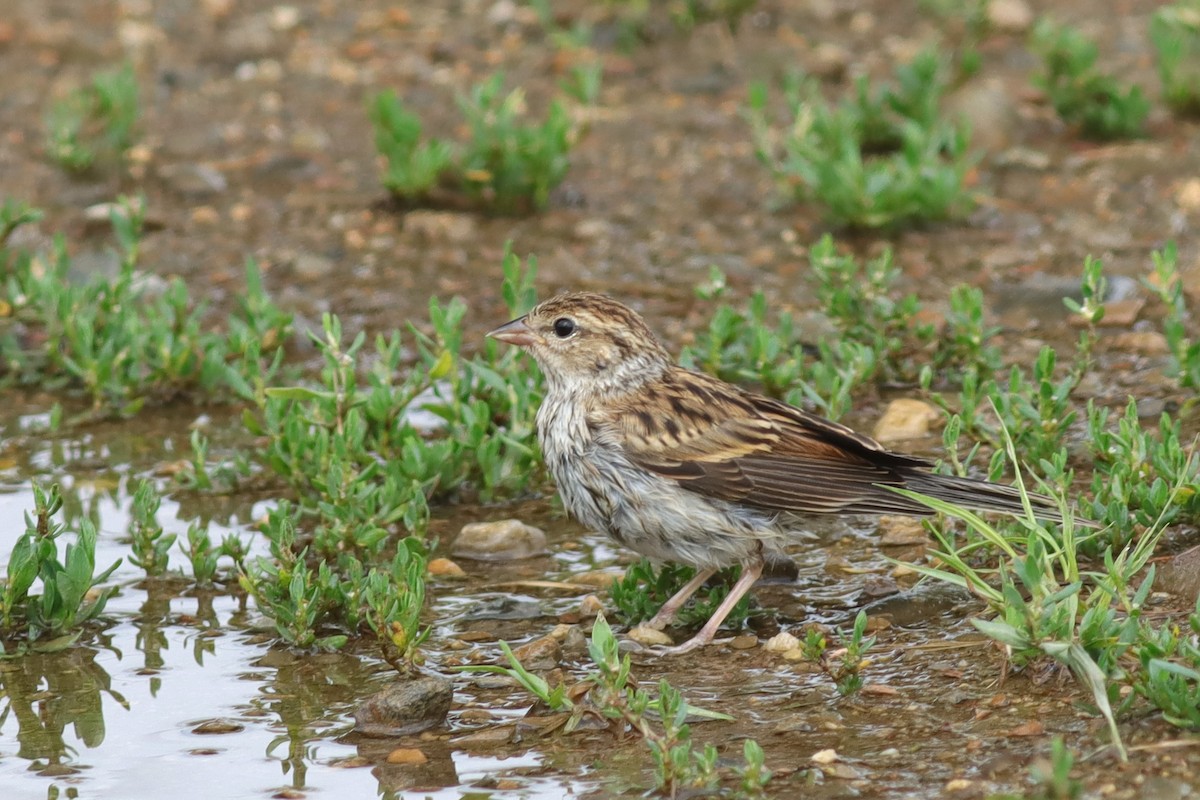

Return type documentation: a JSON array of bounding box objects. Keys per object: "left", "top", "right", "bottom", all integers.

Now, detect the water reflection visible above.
[{"left": 0, "top": 644, "right": 125, "bottom": 775}]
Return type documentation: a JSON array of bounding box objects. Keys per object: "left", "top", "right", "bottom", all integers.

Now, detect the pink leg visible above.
[
  {"left": 644, "top": 567, "right": 718, "bottom": 631},
  {"left": 658, "top": 557, "right": 764, "bottom": 656}
]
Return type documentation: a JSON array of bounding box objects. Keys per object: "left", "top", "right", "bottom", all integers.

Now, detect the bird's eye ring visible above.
[{"left": 552, "top": 317, "right": 577, "bottom": 338}]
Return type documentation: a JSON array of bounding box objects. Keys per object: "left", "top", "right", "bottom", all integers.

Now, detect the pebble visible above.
[
  {"left": 403, "top": 211, "right": 477, "bottom": 244},
  {"left": 578, "top": 594, "right": 604, "bottom": 618},
  {"left": 385, "top": 747, "right": 427, "bottom": 765},
  {"left": 1092, "top": 298, "right": 1145, "bottom": 327},
  {"left": 986, "top": 0, "right": 1033, "bottom": 33},
  {"left": 428, "top": 557, "right": 467, "bottom": 578},
  {"left": 1110, "top": 330, "right": 1170, "bottom": 356},
  {"left": 946, "top": 78, "right": 1020, "bottom": 153},
  {"left": 729, "top": 634, "right": 758, "bottom": 650},
  {"left": 627, "top": 625, "right": 673, "bottom": 647},
  {"left": 1178, "top": 179, "right": 1200, "bottom": 212},
  {"left": 292, "top": 252, "right": 336, "bottom": 280},
  {"left": 765, "top": 631, "right": 800, "bottom": 653},
  {"left": 809, "top": 42, "right": 850, "bottom": 80},
  {"left": 452, "top": 519, "right": 547, "bottom": 561},
  {"left": 353, "top": 675, "right": 453, "bottom": 737},
  {"left": 553, "top": 623, "right": 587, "bottom": 656},
  {"left": 877, "top": 516, "right": 929, "bottom": 546},
  {"left": 451, "top": 727, "right": 513, "bottom": 747},
  {"left": 510, "top": 633, "right": 562, "bottom": 671},
  {"left": 1158, "top": 545, "right": 1200, "bottom": 602},
  {"left": 573, "top": 218, "right": 611, "bottom": 240},
  {"left": 848, "top": 11, "right": 874, "bottom": 34},
  {"left": 872, "top": 398, "right": 940, "bottom": 443},
  {"left": 572, "top": 570, "right": 623, "bottom": 589},
  {"left": 811, "top": 748, "right": 840, "bottom": 765},
  {"left": 191, "top": 719, "right": 244, "bottom": 734}
]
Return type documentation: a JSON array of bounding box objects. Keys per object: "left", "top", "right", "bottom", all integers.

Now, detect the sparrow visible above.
[{"left": 488, "top": 292, "right": 1060, "bottom": 654}]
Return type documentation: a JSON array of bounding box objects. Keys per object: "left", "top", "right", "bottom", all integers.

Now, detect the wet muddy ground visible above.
[{"left": 3, "top": 0, "right": 1200, "bottom": 798}]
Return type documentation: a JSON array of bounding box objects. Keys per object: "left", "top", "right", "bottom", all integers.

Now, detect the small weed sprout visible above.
[
  {"left": 1030, "top": 19, "right": 1149, "bottom": 140},
  {"left": 1144, "top": 242, "right": 1200, "bottom": 391},
  {"left": 461, "top": 615, "right": 770, "bottom": 797},
  {"left": 1151, "top": 2, "right": 1200, "bottom": 118},
  {"left": 747, "top": 51, "right": 975, "bottom": 229},
  {"left": 1028, "top": 737, "right": 1083, "bottom": 800},
  {"left": 799, "top": 611, "right": 877, "bottom": 696},
  {"left": 46, "top": 63, "right": 139, "bottom": 173},
  {"left": 128, "top": 480, "right": 176, "bottom": 578},
  {"left": 0, "top": 484, "right": 120, "bottom": 654}
]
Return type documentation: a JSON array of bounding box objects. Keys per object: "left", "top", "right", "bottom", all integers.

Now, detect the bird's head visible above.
[{"left": 487, "top": 292, "right": 671, "bottom": 393}]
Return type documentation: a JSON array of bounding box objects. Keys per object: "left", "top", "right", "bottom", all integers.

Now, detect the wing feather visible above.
[{"left": 593, "top": 369, "right": 932, "bottom": 515}]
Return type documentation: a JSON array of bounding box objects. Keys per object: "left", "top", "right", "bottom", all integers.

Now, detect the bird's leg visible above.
[
  {"left": 657, "top": 556, "right": 764, "bottom": 656},
  {"left": 643, "top": 567, "right": 718, "bottom": 631}
]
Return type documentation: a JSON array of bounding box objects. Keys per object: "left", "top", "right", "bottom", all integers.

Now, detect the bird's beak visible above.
[{"left": 486, "top": 316, "right": 540, "bottom": 347}]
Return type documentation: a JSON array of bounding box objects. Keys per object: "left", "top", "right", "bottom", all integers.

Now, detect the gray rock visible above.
[
  {"left": 353, "top": 675, "right": 453, "bottom": 737},
  {"left": 453, "top": 519, "right": 547, "bottom": 561},
  {"left": 1157, "top": 545, "right": 1200, "bottom": 604},
  {"left": 946, "top": 78, "right": 1019, "bottom": 153},
  {"left": 292, "top": 252, "right": 336, "bottom": 280},
  {"left": 986, "top": 0, "right": 1033, "bottom": 34}
]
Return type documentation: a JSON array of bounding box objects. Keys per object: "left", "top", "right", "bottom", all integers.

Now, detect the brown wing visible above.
[{"left": 591, "top": 369, "right": 934, "bottom": 516}]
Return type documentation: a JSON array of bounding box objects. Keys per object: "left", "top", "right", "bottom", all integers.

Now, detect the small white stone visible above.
[
  {"left": 811, "top": 748, "right": 840, "bottom": 765},
  {"left": 627, "top": 625, "right": 673, "bottom": 647},
  {"left": 873, "top": 398, "right": 940, "bottom": 443},
  {"left": 764, "top": 631, "right": 801, "bottom": 653}
]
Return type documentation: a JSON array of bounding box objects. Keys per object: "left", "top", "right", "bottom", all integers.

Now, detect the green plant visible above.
[
  {"left": 0, "top": 198, "right": 293, "bottom": 418},
  {"left": 245, "top": 248, "right": 542, "bottom": 557},
  {"left": 361, "top": 542, "right": 431, "bottom": 671},
  {"left": 1084, "top": 400, "right": 1200, "bottom": 552},
  {"left": 799, "top": 611, "right": 877, "bottom": 695},
  {"left": 1144, "top": 242, "right": 1200, "bottom": 392},
  {"left": 458, "top": 74, "right": 573, "bottom": 212},
  {"left": 0, "top": 484, "right": 120, "bottom": 654},
  {"left": 684, "top": 240, "right": 1000, "bottom": 421},
  {"left": 919, "top": 0, "right": 991, "bottom": 80},
  {"left": 128, "top": 480, "right": 176, "bottom": 577},
  {"left": 930, "top": 256, "right": 1106, "bottom": 471},
  {"left": 1130, "top": 595, "right": 1200, "bottom": 729},
  {"left": 46, "top": 63, "right": 139, "bottom": 172},
  {"left": 236, "top": 250, "right": 542, "bottom": 664},
  {"left": 369, "top": 76, "right": 577, "bottom": 213},
  {"left": 610, "top": 560, "right": 751, "bottom": 629},
  {"left": 600, "top": 0, "right": 758, "bottom": 43},
  {"left": 747, "top": 50, "right": 975, "bottom": 229},
  {"left": 369, "top": 91, "right": 454, "bottom": 200},
  {"left": 1028, "top": 737, "right": 1083, "bottom": 800},
  {"left": 1031, "top": 19, "right": 1149, "bottom": 140},
  {"left": 896, "top": 423, "right": 1198, "bottom": 760},
  {"left": 0, "top": 199, "right": 42, "bottom": 247},
  {"left": 1151, "top": 2, "right": 1200, "bottom": 117}
]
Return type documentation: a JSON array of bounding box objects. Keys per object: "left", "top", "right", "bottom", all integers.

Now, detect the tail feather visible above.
[{"left": 897, "top": 470, "right": 1064, "bottom": 522}]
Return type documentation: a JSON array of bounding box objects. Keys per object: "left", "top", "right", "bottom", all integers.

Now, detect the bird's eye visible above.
[{"left": 552, "top": 317, "right": 577, "bottom": 338}]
